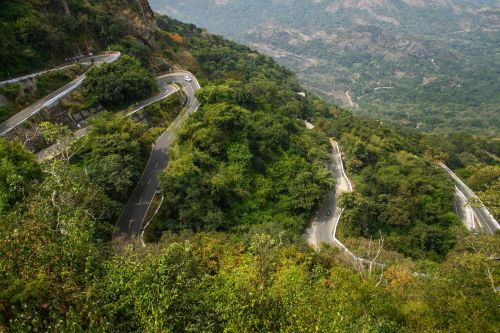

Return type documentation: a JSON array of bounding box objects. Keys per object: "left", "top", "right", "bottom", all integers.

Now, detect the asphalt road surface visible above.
[
  {"left": 115, "top": 72, "right": 200, "bottom": 236},
  {"left": 439, "top": 163, "right": 499, "bottom": 233},
  {"left": 304, "top": 139, "right": 381, "bottom": 265},
  {"left": 36, "top": 80, "right": 179, "bottom": 162},
  {"left": 0, "top": 52, "right": 120, "bottom": 136},
  {"left": 305, "top": 139, "right": 352, "bottom": 248},
  {"left": 453, "top": 185, "right": 477, "bottom": 230}
]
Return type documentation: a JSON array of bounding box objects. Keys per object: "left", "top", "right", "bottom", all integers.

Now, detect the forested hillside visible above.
[
  {"left": 0, "top": 0, "right": 157, "bottom": 79},
  {"left": 0, "top": 1, "right": 498, "bottom": 331},
  {"left": 151, "top": 0, "right": 500, "bottom": 134}
]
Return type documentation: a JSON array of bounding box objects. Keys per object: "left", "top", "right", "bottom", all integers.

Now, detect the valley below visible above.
[{"left": 151, "top": 0, "right": 500, "bottom": 134}]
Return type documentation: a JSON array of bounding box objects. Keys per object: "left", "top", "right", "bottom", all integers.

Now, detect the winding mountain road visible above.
[
  {"left": 439, "top": 163, "right": 499, "bottom": 233},
  {"left": 9, "top": 54, "right": 492, "bottom": 255},
  {"left": 303, "top": 129, "right": 381, "bottom": 265},
  {"left": 23, "top": 69, "right": 199, "bottom": 237},
  {"left": 2, "top": 55, "right": 201, "bottom": 237},
  {"left": 36, "top": 78, "right": 179, "bottom": 162},
  {"left": 0, "top": 52, "right": 121, "bottom": 136},
  {"left": 305, "top": 139, "right": 352, "bottom": 249},
  {"left": 115, "top": 72, "right": 200, "bottom": 236}
]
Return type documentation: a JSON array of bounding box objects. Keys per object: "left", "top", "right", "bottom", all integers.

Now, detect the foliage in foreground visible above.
[
  {"left": 0, "top": 138, "right": 41, "bottom": 214},
  {"left": 1, "top": 208, "right": 499, "bottom": 332}
]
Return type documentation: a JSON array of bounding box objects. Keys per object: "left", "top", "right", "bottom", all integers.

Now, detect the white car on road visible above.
[{"left": 184, "top": 75, "right": 192, "bottom": 82}]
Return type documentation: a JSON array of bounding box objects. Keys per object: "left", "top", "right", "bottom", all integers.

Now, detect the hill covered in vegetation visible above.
[
  {"left": 0, "top": 0, "right": 157, "bottom": 78},
  {"left": 0, "top": 1, "right": 498, "bottom": 331}
]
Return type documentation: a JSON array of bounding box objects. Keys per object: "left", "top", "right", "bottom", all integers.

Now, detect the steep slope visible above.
[
  {"left": 0, "top": 0, "right": 156, "bottom": 79},
  {"left": 0, "top": 1, "right": 499, "bottom": 332}
]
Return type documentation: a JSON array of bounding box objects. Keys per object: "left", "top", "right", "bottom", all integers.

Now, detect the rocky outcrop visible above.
[{"left": 138, "top": 0, "right": 155, "bottom": 21}]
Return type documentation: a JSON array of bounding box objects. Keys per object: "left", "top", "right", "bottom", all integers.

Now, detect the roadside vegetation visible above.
[
  {"left": 0, "top": 65, "right": 85, "bottom": 122},
  {"left": 319, "top": 115, "right": 462, "bottom": 261},
  {"left": 84, "top": 55, "right": 157, "bottom": 109},
  {"left": 0, "top": 1, "right": 498, "bottom": 332}
]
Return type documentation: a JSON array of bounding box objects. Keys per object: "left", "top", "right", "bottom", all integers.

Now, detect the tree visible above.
[
  {"left": 84, "top": 55, "right": 157, "bottom": 108},
  {"left": 111, "top": 35, "right": 152, "bottom": 65},
  {"left": 72, "top": 112, "right": 146, "bottom": 202},
  {"left": 0, "top": 138, "right": 41, "bottom": 214},
  {"left": 0, "top": 160, "right": 113, "bottom": 330},
  {"left": 39, "top": 121, "right": 78, "bottom": 163}
]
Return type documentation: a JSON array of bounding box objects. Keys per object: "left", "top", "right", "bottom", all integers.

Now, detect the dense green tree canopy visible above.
[
  {"left": 0, "top": 2, "right": 498, "bottom": 332},
  {"left": 72, "top": 112, "right": 147, "bottom": 202},
  {"left": 155, "top": 81, "right": 333, "bottom": 236},
  {"left": 0, "top": 138, "right": 41, "bottom": 214},
  {"left": 84, "top": 55, "right": 157, "bottom": 108}
]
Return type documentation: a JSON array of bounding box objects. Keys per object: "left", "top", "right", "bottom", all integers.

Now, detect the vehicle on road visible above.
[{"left": 184, "top": 75, "right": 192, "bottom": 82}]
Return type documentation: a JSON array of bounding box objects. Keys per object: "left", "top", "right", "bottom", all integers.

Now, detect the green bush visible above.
[
  {"left": 111, "top": 35, "right": 152, "bottom": 65},
  {"left": 84, "top": 55, "right": 157, "bottom": 108},
  {"left": 0, "top": 138, "right": 41, "bottom": 213},
  {"left": 0, "top": 83, "right": 20, "bottom": 100}
]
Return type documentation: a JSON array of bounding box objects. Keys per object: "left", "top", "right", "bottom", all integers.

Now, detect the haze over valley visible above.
[{"left": 151, "top": 0, "right": 500, "bottom": 133}]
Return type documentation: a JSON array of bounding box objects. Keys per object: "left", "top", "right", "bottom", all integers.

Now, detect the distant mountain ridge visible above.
[
  {"left": 151, "top": 0, "right": 500, "bottom": 134},
  {"left": 151, "top": 0, "right": 500, "bottom": 34}
]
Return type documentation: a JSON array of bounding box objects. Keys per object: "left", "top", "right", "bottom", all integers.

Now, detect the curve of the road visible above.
[
  {"left": 37, "top": 76, "right": 180, "bottom": 161},
  {"left": 439, "top": 162, "right": 499, "bottom": 234},
  {"left": 303, "top": 129, "right": 499, "bottom": 268},
  {"left": 0, "top": 52, "right": 121, "bottom": 136},
  {"left": 304, "top": 121, "right": 382, "bottom": 266},
  {"left": 305, "top": 138, "right": 350, "bottom": 249},
  {"left": 1, "top": 56, "right": 200, "bottom": 238},
  {"left": 115, "top": 72, "right": 200, "bottom": 236}
]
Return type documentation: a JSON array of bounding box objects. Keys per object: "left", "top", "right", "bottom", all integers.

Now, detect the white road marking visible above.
[
  {"left": 1, "top": 52, "right": 121, "bottom": 136},
  {"left": 439, "top": 163, "right": 499, "bottom": 232},
  {"left": 43, "top": 76, "right": 85, "bottom": 107}
]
